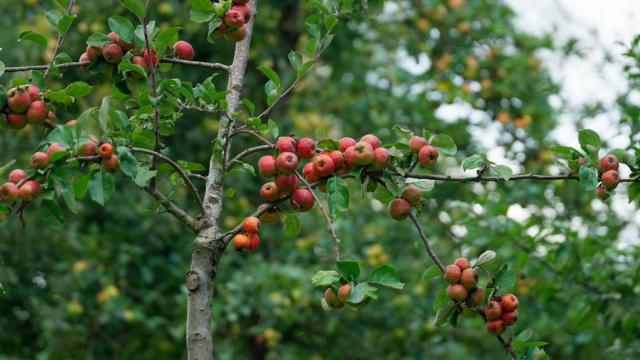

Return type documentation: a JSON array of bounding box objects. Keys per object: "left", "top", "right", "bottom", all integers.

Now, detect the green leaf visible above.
[
  {"left": 297, "top": 60, "right": 316, "bottom": 78},
  {"left": 357, "top": 282, "right": 379, "bottom": 299},
  {"left": 336, "top": 260, "right": 360, "bottom": 280},
  {"left": 578, "top": 129, "right": 601, "bottom": 154},
  {"left": 120, "top": 0, "right": 146, "bottom": 21},
  {"left": 288, "top": 51, "right": 302, "bottom": 70},
  {"left": 512, "top": 341, "right": 549, "bottom": 351},
  {"left": 433, "top": 289, "right": 448, "bottom": 311},
  {"left": 0, "top": 160, "right": 16, "bottom": 177},
  {"left": 431, "top": 134, "right": 457, "bottom": 156},
  {"left": 475, "top": 250, "right": 497, "bottom": 267},
  {"left": 257, "top": 66, "right": 281, "bottom": 89},
  {"left": 493, "top": 264, "right": 516, "bottom": 293},
  {"left": 579, "top": 166, "right": 598, "bottom": 191},
  {"left": 628, "top": 182, "right": 640, "bottom": 204},
  {"left": 368, "top": 264, "right": 404, "bottom": 289},
  {"left": 73, "top": 174, "right": 90, "bottom": 200},
  {"left": 0, "top": 61, "right": 5, "bottom": 78},
  {"left": 317, "top": 139, "right": 339, "bottom": 151},
  {"left": 311, "top": 270, "right": 340, "bottom": 287},
  {"left": 267, "top": 119, "right": 279, "bottom": 139},
  {"left": 517, "top": 328, "right": 533, "bottom": 342},
  {"left": 88, "top": 169, "right": 115, "bottom": 206},
  {"left": 47, "top": 126, "right": 75, "bottom": 148},
  {"left": 283, "top": 213, "right": 301, "bottom": 238},
  {"left": 108, "top": 16, "right": 136, "bottom": 43},
  {"left": 462, "top": 154, "right": 486, "bottom": 171},
  {"left": 45, "top": 10, "right": 76, "bottom": 34},
  {"left": 117, "top": 147, "right": 139, "bottom": 178},
  {"left": 18, "top": 31, "right": 48, "bottom": 49},
  {"left": 327, "top": 177, "right": 349, "bottom": 219},
  {"left": 422, "top": 265, "right": 443, "bottom": 280},
  {"left": 155, "top": 27, "right": 180, "bottom": 56},
  {"left": 491, "top": 165, "right": 513, "bottom": 180},
  {"left": 347, "top": 283, "right": 366, "bottom": 304},
  {"left": 404, "top": 178, "right": 434, "bottom": 192},
  {"left": 434, "top": 305, "right": 456, "bottom": 326},
  {"left": 133, "top": 167, "right": 156, "bottom": 187},
  {"left": 86, "top": 33, "right": 111, "bottom": 47},
  {"left": 392, "top": 125, "right": 413, "bottom": 139}
]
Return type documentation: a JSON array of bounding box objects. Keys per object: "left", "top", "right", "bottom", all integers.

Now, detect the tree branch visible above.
[
  {"left": 409, "top": 213, "right": 445, "bottom": 272},
  {"left": 296, "top": 171, "right": 341, "bottom": 260},
  {"left": 400, "top": 172, "right": 639, "bottom": 183},
  {"left": 130, "top": 147, "right": 204, "bottom": 213},
  {"left": 142, "top": 3, "right": 161, "bottom": 185},
  {"left": 160, "top": 57, "right": 230, "bottom": 72},
  {"left": 231, "top": 128, "right": 274, "bottom": 146},
  {"left": 226, "top": 144, "right": 273, "bottom": 170},
  {"left": 143, "top": 185, "right": 198, "bottom": 232},
  {"left": 43, "top": 0, "right": 77, "bottom": 80}
]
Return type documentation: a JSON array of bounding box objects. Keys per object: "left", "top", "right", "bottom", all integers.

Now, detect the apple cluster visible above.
[
  {"left": 408, "top": 135, "right": 439, "bottom": 167},
  {"left": 1, "top": 85, "right": 56, "bottom": 130},
  {"left": 79, "top": 32, "right": 195, "bottom": 69},
  {"left": 232, "top": 215, "right": 261, "bottom": 251},
  {"left": 484, "top": 294, "right": 519, "bottom": 336},
  {"left": 596, "top": 155, "right": 620, "bottom": 199},
  {"left": 388, "top": 185, "right": 422, "bottom": 221},
  {"left": 215, "top": 0, "right": 252, "bottom": 42},
  {"left": 322, "top": 282, "right": 352, "bottom": 309},
  {"left": 444, "top": 257, "right": 483, "bottom": 306},
  {"left": 257, "top": 134, "right": 392, "bottom": 213},
  {"left": 0, "top": 169, "right": 42, "bottom": 204}
]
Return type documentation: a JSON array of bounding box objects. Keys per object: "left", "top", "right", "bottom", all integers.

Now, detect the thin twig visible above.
[
  {"left": 409, "top": 213, "right": 446, "bottom": 272},
  {"left": 130, "top": 147, "right": 204, "bottom": 212},
  {"left": 399, "top": 172, "right": 640, "bottom": 183},
  {"left": 160, "top": 57, "right": 230, "bottom": 72},
  {"left": 43, "top": 0, "right": 77, "bottom": 80},
  {"left": 296, "top": 171, "right": 341, "bottom": 260},
  {"left": 231, "top": 129, "right": 274, "bottom": 146},
  {"left": 226, "top": 144, "right": 273, "bottom": 169},
  {"left": 142, "top": 3, "right": 161, "bottom": 186},
  {"left": 143, "top": 185, "right": 198, "bottom": 232}
]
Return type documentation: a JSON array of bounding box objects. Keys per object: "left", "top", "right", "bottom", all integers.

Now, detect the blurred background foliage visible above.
[{"left": 0, "top": 0, "right": 639, "bottom": 359}]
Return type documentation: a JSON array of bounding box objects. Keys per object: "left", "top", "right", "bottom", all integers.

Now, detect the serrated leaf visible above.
[
  {"left": 267, "top": 119, "right": 278, "bottom": 139},
  {"left": 368, "top": 264, "right": 404, "bottom": 289},
  {"left": 311, "top": 270, "right": 340, "bottom": 287},
  {"left": 336, "top": 260, "right": 360, "bottom": 280}
]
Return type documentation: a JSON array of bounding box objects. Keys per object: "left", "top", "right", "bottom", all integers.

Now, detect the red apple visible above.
[
  {"left": 353, "top": 142, "right": 375, "bottom": 166},
  {"left": 290, "top": 188, "right": 314, "bottom": 212},
  {"left": 360, "top": 134, "right": 381, "bottom": 149},
  {"left": 258, "top": 155, "right": 277, "bottom": 177},
  {"left": 276, "top": 152, "right": 299, "bottom": 175},
  {"left": 296, "top": 138, "right": 317, "bottom": 159},
  {"left": 260, "top": 182, "right": 280, "bottom": 202},
  {"left": 418, "top": 145, "right": 438, "bottom": 166},
  {"left": 313, "top": 153, "right": 335, "bottom": 177},
  {"left": 275, "top": 136, "right": 297, "bottom": 153},
  {"left": 339, "top": 137, "right": 357, "bottom": 152}
]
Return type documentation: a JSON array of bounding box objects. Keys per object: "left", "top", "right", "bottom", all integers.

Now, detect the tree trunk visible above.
[{"left": 185, "top": 1, "right": 257, "bottom": 359}]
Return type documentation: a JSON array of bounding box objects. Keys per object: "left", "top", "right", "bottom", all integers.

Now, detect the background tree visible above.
[{"left": 0, "top": 1, "right": 639, "bottom": 359}]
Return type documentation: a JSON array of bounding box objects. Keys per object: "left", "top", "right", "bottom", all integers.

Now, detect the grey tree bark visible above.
[{"left": 185, "top": 1, "right": 257, "bottom": 359}]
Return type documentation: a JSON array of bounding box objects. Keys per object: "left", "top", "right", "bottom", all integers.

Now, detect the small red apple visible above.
[
  {"left": 275, "top": 136, "right": 297, "bottom": 153},
  {"left": 418, "top": 145, "right": 438, "bottom": 166},
  {"left": 290, "top": 188, "right": 314, "bottom": 212},
  {"left": 339, "top": 137, "right": 357, "bottom": 152},
  {"left": 360, "top": 134, "right": 381, "bottom": 149},
  {"left": 260, "top": 182, "right": 280, "bottom": 202},
  {"left": 313, "top": 153, "right": 335, "bottom": 177},
  {"left": 296, "top": 138, "right": 316, "bottom": 159},
  {"left": 276, "top": 152, "right": 299, "bottom": 175},
  {"left": 258, "top": 155, "right": 277, "bottom": 177}
]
